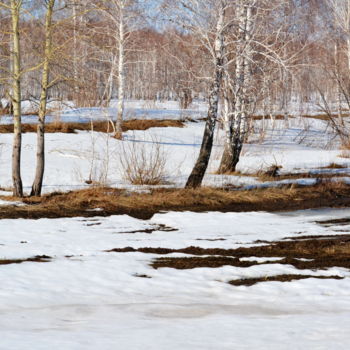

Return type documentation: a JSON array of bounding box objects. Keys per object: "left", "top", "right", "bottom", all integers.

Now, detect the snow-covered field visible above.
[
  {"left": 1, "top": 101, "right": 350, "bottom": 349},
  {"left": 0, "top": 209, "right": 350, "bottom": 349},
  {"left": 0, "top": 101, "right": 349, "bottom": 194}
]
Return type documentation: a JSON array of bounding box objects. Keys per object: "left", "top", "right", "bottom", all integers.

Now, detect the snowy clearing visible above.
[
  {"left": 0, "top": 102, "right": 349, "bottom": 194},
  {"left": 1, "top": 103, "right": 350, "bottom": 349},
  {"left": 0, "top": 208, "right": 350, "bottom": 349}
]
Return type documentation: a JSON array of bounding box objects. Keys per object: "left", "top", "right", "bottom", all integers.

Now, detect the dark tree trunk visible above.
[
  {"left": 185, "top": 67, "right": 223, "bottom": 188},
  {"left": 185, "top": 3, "right": 226, "bottom": 188}
]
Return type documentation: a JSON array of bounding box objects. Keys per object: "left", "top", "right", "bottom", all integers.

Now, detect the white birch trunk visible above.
[
  {"left": 72, "top": 0, "right": 79, "bottom": 97},
  {"left": 31, "top": 0, "right": 55, "bottom": 197},
  {"left": 11, "top": 0, "right": 23, "bottom": 197},
  {"left": 115, "top": 4, "right": 125, "bottom": 139},
  {"left": 218, "top": 0, "right": 253, "bottom": 173}
]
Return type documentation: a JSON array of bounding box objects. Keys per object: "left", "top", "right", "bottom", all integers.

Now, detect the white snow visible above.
[
  {"left": 1, "top": 101, "right": 350, "bottom": 348},
  {"left": 0, "top": 199, "right": 25, "bottom": 206},
  {"left": 0, "top": 101, "right": 349, "bottom": 193},
  {"left": 0, "top": 209, "right": 349, "bottom": 349}
]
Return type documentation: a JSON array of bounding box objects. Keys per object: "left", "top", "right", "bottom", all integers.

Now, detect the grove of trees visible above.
[{"left": 1, "top": 0, "right": 350, "bottom": 195}]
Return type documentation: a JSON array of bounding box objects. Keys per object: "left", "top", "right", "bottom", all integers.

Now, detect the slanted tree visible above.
[{"left": 172, "top": 0, "right": 230, "bottom": 188}]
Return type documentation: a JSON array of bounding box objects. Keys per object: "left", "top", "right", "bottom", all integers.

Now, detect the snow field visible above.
[{"left": 0, "top": 209, "right": 350, "bottom": 349}]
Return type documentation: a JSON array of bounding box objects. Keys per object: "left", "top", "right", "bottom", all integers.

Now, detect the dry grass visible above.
[
  {"left": 119, "top": 139, "right": 167, "bottom": 185},
  {"left": 0, "top": 119, "right": 185, "bottom": 134},
  {"left": 225, "top": 167, "right": 350, "bottom": 182},
  {"left": 340, "top": 139, "right": 350, "bottom": 158},
  {"left": 0, "top": 255, "right": 51, "bottom": 266},
  {"left": 321, "top": 163, "right": 347, "bottom": 169},
  {"left": 108, "top": 233, "right": 350, "bottom": 277},
  {"left": 1, "top": 181, "right": 350, "bottom": 220},
  {"left": 252, "top": 114, "right": 288, "bottom": 120},
  {"left": 252, "top": 113, "right": 350, "bottom": 122},
  {"left": 229, "top": 275, "right": 343, "bottom": 286}
]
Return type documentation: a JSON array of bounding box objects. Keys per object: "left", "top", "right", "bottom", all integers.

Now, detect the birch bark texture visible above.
[
  {"left": 218, "top": 0, "right": 254, "bottom": 174},
  {"left": 94, "top": 0, "right": 138, "bottom": 140},
  {"left": 31, "top": 0, "right": 55, "bottom": 197},
  {"left": 10, "top": 0, "right": 23, "bottom": 197}
]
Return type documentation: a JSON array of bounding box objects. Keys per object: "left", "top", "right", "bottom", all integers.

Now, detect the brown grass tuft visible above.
[{"left": 119, "top": 139, "right": 168, "bottom": 185}]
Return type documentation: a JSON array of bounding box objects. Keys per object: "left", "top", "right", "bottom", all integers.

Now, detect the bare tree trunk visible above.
[
  {"left": 72, "top": 0, "right": 79, "bottom": 99},
  {"left": 115, "top": 7, "right": 125, "bottom": 140},
  {"left": 11, "top": 0, "right": 23, "bottom": 197},
  {"left": 185, "top": 2, "right": 226, "bottom": 188},
  {"left": 218, "top": 1, "right": 253, "bottom": 174},
  {"left": 31, "top": 0, "right": 55, "bottom": 197}
]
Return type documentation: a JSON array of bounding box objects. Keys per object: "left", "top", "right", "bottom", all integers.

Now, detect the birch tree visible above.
[
  {"left": 163, "top": 0, "right": 231, "bottom": 188},
  {"left": 10, "top": 0, "right": 22, "bottom": 196},
  {"left": 322, "top": 0, "right": 350, "bottom": 139},
  {"left": 94, "top": 0, "right": 140, "bottom": 139},
  {"left": 185, "top": 1, "right": 227, "bottom": 188},
  {"left": 218, "top": 0, "right": 295, "bottom": 173},
  {"left": 327, "top": 0, "right": 350, "bottom": 72},
  {"left": 218, "top": 0, "right": 254, "bottom": 174},
  {"left": 31, "top": 0, "right": 56, "bottom": 197},
  {"left": 0, "top": 0, "right": 23, "bottom": 197}
]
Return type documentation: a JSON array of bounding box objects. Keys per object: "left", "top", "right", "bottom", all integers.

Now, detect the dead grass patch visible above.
[
  {"left": 0, "top": 119, "right": 184, "bottom": 134},
  {"left": 0, "top": 255, "right": 52, "bottom": 266},
  {"left": 229, "top": 274, "right": 343, "bottom": 286},
  {"left": 321, "top": 163, "right": 347, "bottom": 169},
  {"left": 219, "top": 168, "right": 350, "bottom": 183},
  {"left": 2, "top": 182, "right": 350, "bottom": 220},
  {"left": 109, "top": 234, "right": 350, "bottom": 271},
  {"left": 252, "top": 115, "right": 288, "bottom": 120},
  {"left": 255, "top": 171, "right": 350, "bottom": 182}
]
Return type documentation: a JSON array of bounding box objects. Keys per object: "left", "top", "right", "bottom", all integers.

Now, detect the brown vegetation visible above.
[
  {"left": 1, "top": 181, "right": 350, "bottom": 220},
  {"left": 119, "top": 138, "right": 168, "bottom": 185},
  {"left": 0, "top": 255, "right": 52, "bottom": 266},
  {"left": 322, "top": 163, "right": 347, "bottom": 169},
  {"left": 107, "top": 234, "right": 349, "bottom": 286},
  {"left": 108, "top": 233, "right": 350, "bottom": 269},
  {"left": 0, "top": 119, "right": 184, "bottom": 134},
  {"left": 229, "top": 275, "right": 343, "bottom": 286}
]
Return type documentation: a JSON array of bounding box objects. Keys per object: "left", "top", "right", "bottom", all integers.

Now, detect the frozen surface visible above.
[{"left": 0, "top": 208, "right": 350, "bottom": 349}]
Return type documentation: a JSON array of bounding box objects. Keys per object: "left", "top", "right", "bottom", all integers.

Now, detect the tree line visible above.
[{"left": 0, "top": 0, "right": 350, "bottom": 195}]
